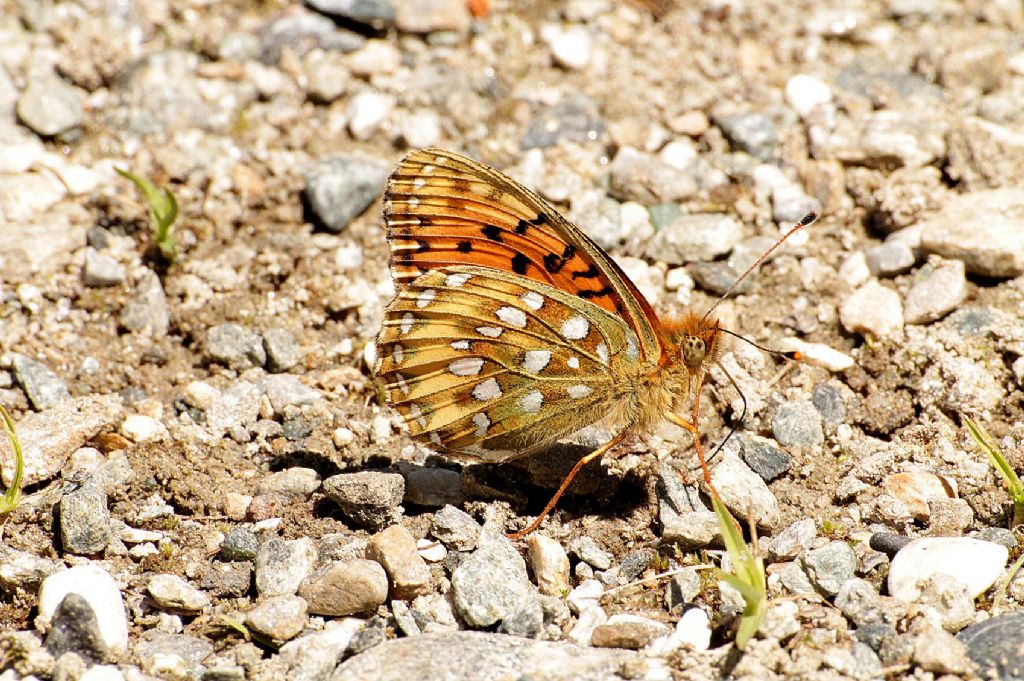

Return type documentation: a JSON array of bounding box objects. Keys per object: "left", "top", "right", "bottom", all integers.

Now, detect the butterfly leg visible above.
[
  {"left": 665, "top": 411, "right": 722, "bottom": 502},
  {"left": 506, "top": 431, "right": 629, "bottom": 540}
]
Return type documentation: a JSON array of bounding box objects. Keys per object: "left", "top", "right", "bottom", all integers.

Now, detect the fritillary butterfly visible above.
[{"left": 374, "top": 148, "right": 813, "bottom": 538}]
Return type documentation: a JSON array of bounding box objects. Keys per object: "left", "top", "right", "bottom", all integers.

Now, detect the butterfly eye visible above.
[{"left": 682, "top": 336, "right": 706, "bottom": 367}]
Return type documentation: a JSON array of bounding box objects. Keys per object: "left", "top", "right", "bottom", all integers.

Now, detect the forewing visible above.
[
  {"left": 375, "top": 266, "right": 640, "bottom": 461},
  {"left": 384, "top": 147, "right": 665, "bottom": 363}
]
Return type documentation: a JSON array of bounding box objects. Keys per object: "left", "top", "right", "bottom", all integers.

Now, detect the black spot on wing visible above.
[
  {"left": 511, "top": 253, "right": 530, "bottom": 275},
  {"left": 531, "top": 213, "right": 549, "bottom": 226},
  {"left": 577, "top": 286, "right": 614, "bottom": 300},
  {"left": 572, "top": 265, "right": 600, "bottom": 279},
  {"left": 457, "top": 241, "right": 472, "bottom": 253},
  {"left": 542, "top": 244, "right": 578, "bottom": 274},
  {"left": 416, "top": 240, "right": 430, "bottom": 253},
  {"left": 481, "top": 224, "right": 503, "bottom": 242},
  {"left": 515, "top": 219, "right": 529, "bottom": 235}
]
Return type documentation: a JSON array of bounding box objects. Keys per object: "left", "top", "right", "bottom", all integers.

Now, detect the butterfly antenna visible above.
[
  {"left": 717, "top": 327, "right": 803, "bottom": 362},
  {"left": 706, "top": 360, "right": 747, "bottom": 466},
  {"left": 700, "top": 211, "right": 817, "bottom": 325}
]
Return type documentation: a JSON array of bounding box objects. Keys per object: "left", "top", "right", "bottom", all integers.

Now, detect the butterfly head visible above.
[{"left": 661, "top": 310, "right": 723, "bottom": 373}]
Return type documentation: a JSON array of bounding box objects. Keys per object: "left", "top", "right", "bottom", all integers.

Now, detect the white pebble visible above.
[
  {"left": 121, "top": 414, "right": 168, "bottom": 443},
  {"left": 417, "top": 538, "right": 447, "bottom": 563},
  {"left": 785, "top": 74, "right": 833, "bottom": 117},
  {"left": 546, "top": 25, "right": 593, "bottom": 70},
  {"left": 839, "top": 280, "right": 904, "bottom": 337},
  {"left": 332, "top": 427, "right": 356, "bottom": 447},
  {"left": 184, "top": 381, "right": 220, "bottom": 410},
  {"left": 38, "top": 565, "right": 129, "bottom": 651},
  {"left": 888, "top": 537, "right": 1007, "bottom": 603},
  {"left": 347, "top": 91, "right": 395, "bottom": 141},
  {"left": 776, "top": 338, "right": 854, "bottom": 372}
]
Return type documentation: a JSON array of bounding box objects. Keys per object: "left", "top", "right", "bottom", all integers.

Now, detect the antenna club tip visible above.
[
  {"left": 799, "top": 212, "right": 817, "bottom": 226},
  {"left": 787, "top": 350, "right": 803, "bottom": 361}
]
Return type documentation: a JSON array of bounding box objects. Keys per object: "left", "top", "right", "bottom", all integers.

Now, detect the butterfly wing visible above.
[
  {"left": 375, "top": 265, "right": 640, "bottom": 461},
  {"left": 384, "top": 148, "right": 666, "bottom": 364}
]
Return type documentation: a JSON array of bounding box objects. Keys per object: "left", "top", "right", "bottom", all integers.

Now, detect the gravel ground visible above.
[{"left": 2, "top": 1, "right": 1024, "bottom": 679}]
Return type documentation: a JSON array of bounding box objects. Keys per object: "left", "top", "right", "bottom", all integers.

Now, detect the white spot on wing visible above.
[
  {"left": 423, "top": 164, "right": 436, "bottom": 174},
  {"left": 400, "top": 313, "right": 415, "bottom": 335},
  {"left": 445, "top": 272, "right": 472, "bottom": 287},
  {"left": 413, "top": 178, "right": 426, "bottom": 188},
  {"left": 567, "top": 385, "right": 593, "bottom": 399},
  {"left": 519, "top": 390, "right": 543, "bottom": 413},
  {"left": 523, "top": 350, "right": 551, "bottom": 373},
  {"left": 416, "top": 289, "right": 437, "bottom": 308},
  {"left": 408, "top": 196, "right": 420, "bottom": 208},
  {"left": 625, "top": 334, "right": 639, "bottom": 362},
  {"left": 395, "top": 374, "right": 410, "bottom": 395},
  {"left": 451, "top": 340, "right": 470, "bottom": 350},
  {"left": 472, "top": 412, "right": 490, "bottom": 437},
  {"left": 392, "top": 344, "right": 404, "bottom": 364},
  {"left": 496, "top": 306, "right": 527, "bottom": 328},
  {"left": 596, "top": 343, "right": 609, "bottom": 365},
  {"left": 567, "top": 356, "right": 580, "bottom": 369},
  {"left": 472, "top": 378, "right": 502, "bottom": 401},
  {"left": 429, "top": 432, "right": 442, "bottom": 446},
  {"left": 521, "top": 291, "right": 544, "bottom": 311},
  {"left": 561, "top": 316, "right": 590, "bottom": 340},
  {"left": 476, "top": 326, "right": 503, "bottom": 338},
  {"left": 449, "top": 358, "right": 484, "bottom": 376},
  {"left": 409, "top": 404, "right": 427, "bottom": 429}
]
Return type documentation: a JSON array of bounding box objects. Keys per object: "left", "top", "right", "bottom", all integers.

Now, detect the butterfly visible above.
[{"left": 374, "top": 148, "right": 813, "bottom": 538}]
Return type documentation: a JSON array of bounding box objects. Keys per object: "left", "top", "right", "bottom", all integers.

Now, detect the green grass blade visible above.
[
  {"left": 712, "top": 496, "right": 767, "bottom": 649},
  {"left": 963, "top": 415, "right": 1024, "bottom": 523},
  {"left": 0, "top": 405, "right": 24, "bottom": 513},
  {"left": 116, "top": 167, "right": 179, "bottom": 259}
]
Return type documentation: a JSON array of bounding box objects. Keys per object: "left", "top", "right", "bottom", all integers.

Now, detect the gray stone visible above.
[
  {"left": 262, "top": 375, "right": 322, "bottom": 413},
  {"left": 365, "top": 525, "right": 431, "bottom": 600},
  {"left": 431, "top": 505, "right": 481, "bottom": 551},
  {"left": 262, "top": 327, "right": 302, "bottom": 372},
  {"left": 917, "top": 574, "right": 974, "bottom": 632},
  {"left": 642, "top": 213, "right": 743, "bottom": 264},
  {"left": 920, "top": 189, "right": 1024, "bottom": 278},
  {"left": 303, "top": 156, "right": 389, "bottom": 233},
  {"left": 661, "top": 511, "right": 720, "bottom": 549},
  {"left": 618, "top": 549, "right": 654, "bottom": 583},
  {"left": 299, "top": 558, "right": 389, "bottom": 616},
  {"left": 16, "top": 72, "right": 84, "bottom": 138},
  {"left": 904, "top": 257, "right": 966, "bottom": 325},
  {"left": 393, "top": 0, "right": 470, "bottom": 33},
  {"left": 11, "top": 353, "right": 70, "bottom": 410},
  {"left": 451, "top": 539, "right": 534, "bottom": 627},
  {"left": 0, "top": 544, "right": 63, "bottom": 591},
  {"left": 947, "top": 116, "right": 1024, "bottom": 191},
  {"left": 864, "top": 241, "right": 915, "bottom": 277},
  {"left": 567, "top": 537, "right": 612, "bottom": 570},
  {"left": 715, "top": 111, "right": 777, "bottom": 160},
  {"left": 304, "top": 0, "right": 396, "bottom": 28},
  {"left": 689, "top": 261, "right": 753, "bottom": 297},
  {"left": 811, "top": 382, "right": 846, "bottom": 426},
  {"left": 38, "top": 565, "right": 128, "bottom": 654},
  {"left": 822, "top": 642, "right": 883, "bottom": 681},
  {"left": 254, "top": 537, "right": 318, "bottom": 597},
  {"left": 664, "top": 568, "right": 701, "bottom": 612},
  {"left": 60, "top": 480, "right": 111, "bottom": 554},
  {"left": 403, "top": 467, "right": 465, "bottom": 507},
  {"left": 521, "top": 96, "right": 604, "bottom": 150},
  {"left": 958, "top": 612, "right": 1024, "bottom": 680},
  {"left": 835, "top": 578, "right": 885, "bottom": 627},
  {"left": 391, "top": 600, "right": 421, "bottom": 636},
  {"left": 256, "top": 467, "right": 321, "bottom": 500},
  {"left": 146, "top": 574, "right": 210, "bottom": 613},
  {"left": 44, "top": 593, "right": 109, "bottom": 661},
  {"left": 119, "top": 269, "right": 169, "bottom": 337},
  {"left": 497, "top": 596, "right": 544, "bottom": 638},
  {"left": 710, "top": 454, "right": 782, "bottom": 529},
  {"left": 324, "top": 471, "right": 404, "bottom": 531},
  {"left": 347, "top": 615, "right": 387, "bottom": 655},
  {"left": 134, "top": 630, "right": 214, "bottom": 680},
  {"left": 205, "top": 324, "right": 266, "bottom": 370},
  {"left": 800, "top": 541, "right": 857, "bottom": 596},
  {"left": 655, "top": 462, "right": 705, "bottom": 528},
  {"left": 739, "top": 435, "right": 791, "bottom": 482},
  {"left": 771, "top": 400, "right": 824, "bottom": 447},
  {"left": 763, "top": 518, "right": 816, "bottom": 562},
  {"left": 772, "top": 184, "right": 822, "bottom": 225},
  {"left": 205, "top": 380, "right": 262, "bottom": 438},
  {"left": 245, "top": 595, "right": 308, "bottom": 642},
  {"left": 82, "top": 249, "right": 126, "bottom": 287},
  {"left": 199, "top": 562, "right": 252, "bottom": 598},
  {"left": 608, "top": 147, "right": 697, "bottom": 204},
  {"left": 778, "top": 562, "right": 815, "bottom": 595},
  {"left": 914, "top": 624, "right": 972, "bottom": 674},
  {"left": 259, "top": 10, "right": 364, "bottom": 64}
]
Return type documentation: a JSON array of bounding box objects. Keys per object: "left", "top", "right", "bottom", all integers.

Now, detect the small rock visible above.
[
  {"left": 273, "top": 618, "right": 364, "bottom": 679},
  {"left": 772, "top": 184, "right": 822, "bottom": 225},
  {"left": 958, "top": 612, "right": 1024, "bottom": 680},
  {"left": 689, "top": 261, "right": 753, "bottom": 297},
  {"left": 591, "top": 614, "right": 670, "bottom": 649},
  {"left": 257, "top": 467, "right": 321, "bottom": 500},
  {"left": 568, "top": 537, "right": 613, "bottom": 570},
  {"left": 917, "top": 574, "right": 974, "bottom": 632},
  {"left": 254, "top": 537, "right": 318, "bottom": 597},
  {"left": 303, "top": 156, "right": 389, "bottom": 233},
  {"left": 919, "top": 188, "right": 1024, "bottom": 278},
  {"left": 245, "top": 595, "right": 308, "bottom": 642},
  {"left": 497, "top": 596, "right": 545, "bottom": 639},
  {"left": 834, "top": 578, "right": 885, "bottom": 627},
  {"left": 134, "top": 630, "right": 213, "bottom": 679},
  {"left": 521, "top": 95, "right": 604, "bottom": 150},
  {"left": 82, "top": 249, "right": 126, "bottom": 287},
  {"left": 348, "top": 40, "right": 402, "bottom": 76},
  {"left": 365, "top": 525, "right": 432, "bottom": 600},
  {"left": 347, "top": 91, "right": 395, "bottom": 141},
  {"left": 763, "top": 518, "right": 816, "bottom": 562},
  {"left": 60, "top": 480, "right": 112, "bottom": 554},
  {"left": 305, "top": 0, "right": 396, "bottom": 28},
  {"left": 618, "top": 549, "right": 654, "bottom": 583},
  {"left": 810, "top": 382, "right": 847, "bottom": 425},
  {"left": 299, "top": 558, "right": 389, "bottom": 616},
  {"left": 403, "top": 467, "right": 465, "bottom": 507},
  {"left": 263, "top": 328, "right": 302, "bottom": 372},
  {"left": 778, "top": 339, "right": 855, "bottom": 374},
  {"left": 430, "top": 504, "right": 481, "bottom": 551},
  {"left": 760, "top": 601, "right": 801, "bottom": 641},
  {"left": 800, "top": 541, "right": 857, "bottom": 596},
  {"left": 882, "top": 471, "right": 956, "bottom": 521},
  {"left": 662, "top": 510, "right": 721, "bottom": 549},
  {"left": 526, "top": 534, "right": 570, "bottom": 597},
  {"left": 206, "top": 381, "right": 262, "bottom": 438},
  {"left": 869, "top": 532, "right": 912, "bottom": 557},
  {"left": 822, "top": 642, "right": 883, "bottom": 681},
  {"left": 864, "top": 241, "right": 915, "bottom": 277},
  {"left": 642, "top": 213, "right": 743, "bottom": 264},
  {"left": 839, "top": 280, "right": 904, "bottom": 337},
  {"left": 888, "top": 537, "right": 1007, "bottom": 603},
  {"left": 0, "top": 544, "right": 63, "bottom": 591},
  {"left": 260, "top": 11, "right": 364, "bottom": 63},
  {"left": 608, "top": 147, "right": 697, "bottom": 204},
  {"left": 838, "top": 251, "right": 871, "bottom": 287},
  {"left": 711, "top": 454, "right": 782, "bottom": 529},
  {"left": 391, "top": 600, "right": 421, "bottom": 637},
  {"left": 715, "top": 111, "right": 777, "bottom": 160},
  {"left": 120, "top": 414, "right": 167, "bottom": 442},
  {"left": 398, "top": 109, "right": 442, "bottom": 148},
  {"left": 568, "top": 604, "right": 607, "bottom": 645},
  {"left": 11, "top": 353, "right": 70, "bottom": 410},
  {"left": 147, "top": 574, "right": 210, "bottom": 613},
  {"left": 38, "top": 565, "right": 128, "bottom": 654},
  {"left": 205, "top": 324, "right": 266, "bottom": 370},
  {"left": 451, "top": 538, "right": 535, "bottom": 628},
  {"left": 664, "top": 568, "right": 701, "bottom": 612},
  {"left": 739, "top": 435, "right": 791, "bottom": 481},
  {"left": 44, "top": 593, "right": 110, "bottom": 661},
  {"left": 904, "top": 257, "right": 966, "bottom": 324},
  {"left": 669, "top": 606, "right": 713, "bottom": 651},
  {"left": 546, "top": 25, "right": 593, "bottom": 70},
  {"left": 913, "top": 623, "right": 972, "bottom": 674},
  {"left": 16, "top": 72, "right": 84, "bottom": 138},
  {"left": 778, "top": 562, "right": 815, "bottom": 595},
  {"left": 119, "top": 269, "right": 169, "bottom": 337},
  {"left": 393, "top": 0, "right": 470, "bottom": 34},
  {"left": 785, "top": 74, "right": 833, "bottom": 117},
  {"left": 323, "top": 471, "right": 405, "bottom": 531},
  {"left": 220, "top": 528, "right": 259, "bottom": 561},
  {"left": 347, "top": 615, "right": 387, "bottom": 655}
]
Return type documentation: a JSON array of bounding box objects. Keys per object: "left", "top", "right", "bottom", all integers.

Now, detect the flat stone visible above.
[
  {"left": 739, "top": 435, "right": 791, "bottom": 481},
  {"left": 958, "top": 612, "right": 1024, "bottom": 680},
  {"left": 303, "top": 156, "right": 389, "bottom": 233},
  {"left": 365, "top": 525, "right": 432, "bottom": 600},
  {"left": 660, "top": 511, "right": 720, "bottom": 549},
  {"left": 591, "top": 614, "right": 670, "bottom": 649},
  {"left": 431, "top": 504, "right": 481, "bottom": 551},
  {"left": 451, "top": 539, "right": 534, "bottom": 627},
  {"left": 800, "top": 541, "right": 857, "bottom": 596},
  {"left": 715, "top": 111, "right": 777, "bottom": 160},
  {"left": 526, "top": 534, "right": 570, "bottom": 597},
  {"left": 220, "top": 528, "right": 259, "bottom": 561},
  {"left": 299, "top": 559, "right": 389, "bottom": 616},
  {"left": 904, "top": 257, "right": 966, "bottom": 325},
  {"left": 38, "top": 565, "right": 128, "bottom": 654},
  {"left": 16, "top": 72, "right": 84, "bottom": 138},
  {"left": 323, "top": 471, "right": 404, "bottom": 531},
  {"left": 919, "top": 189, "right": 1024, "bottom": 278},
  {"left": 147, "top": 574, "right": 210, "bottom": 613},
  {"left": 403, "top": 467, "right": 465, "bottom": 507},
  {"left": 642, "top": 213, "right": 743, "bottom": 264},
  {"left": 262, "top": 327, "right": 302, "bottom": 372},
  {"left": 883, "top": 471, "right": 957, "bottom": 521},
  {"left": 10, "top": 353, "right": 70, "bottom": 410},
  {"left": 888, "top": 537, "right": 1007, "bottom": 603},
  {"left": 256, "top": 467, "right": 321, "bottom": 499},
  {"left": 865, "top": 241, "right": 915, "bottom": 277},
  {"left": 393, "top": 0, "right": 470, "bottom": 34},
  {"left": 0, "top": 544, "right": 63, "bottom": 591},
  {"left": 82, "top": 249, "right": 126, "bottom": 287},
  {"left": 254, "top": 537, "right": 318, "bottom": 597},
  {"left": 245, "top": 595, "right": 308, "bottom": 642},
  {"left": 205, "top": 324, "right": 266, "bottom": 370},
  {"left": 839, "top": 280, "right": 904, "bottom": 337},
  {"left": 711, "top": 454, "right": 782, "bottom": 529},
  {"left": 608, "top": 146, "right": 697, "bottom": 204},
  {"left": 568, "top": 537, "right": 613, "bottom": 570},
  {"left": 763, "top": 518, "right": 816, "bottom": 562},
  {"left": 44, "top": 593, "right": 110, "bottom": 661},
  {"left": 60, "top": 481, "right": 112, "bottom": 555}
]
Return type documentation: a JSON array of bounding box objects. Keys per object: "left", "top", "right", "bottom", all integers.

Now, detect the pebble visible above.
[
  {"left": 913, "top": 624, "right": 973, "bottom": 674},
  {"left": 838, "top": 251, "right": 872, "bottom": 287},
  {"left": 59, "top": 480, "right": 112, "bottom": 555},
  {"left": 147, "top": 574, "right": 210, "bottom": 613},
  {"left": 521, "top": 95, "right": 604, "bottom": 149},
  {"left": 568, "top": 604, "right": 608, "bottom": 645},
  {"left": 348, "top": 40, "right": 402, "bottom": 76},
  {"left": 497, "top": 596, "right": 545, "bottom": 638},
  {"left": 882, "top": 471, "right": 956, "bottom": 521},
  {"left": 917, "top": 574, "right": 974, "bottom": 632},
  {"left": 38, "top": 566, "right": 128, "bottom": 654},
  {"left": 810, "top": 382, "right": 847, "bottom": 425},
  {"left": 259, "top": 11, "right": 364, "bottom": 63},
  {"left": 669, "top": 607, "right": 713, "bottom": 651},
  {"left": 545, "top": 25, "right": 593, "bottom": 70},
  {"left": 399, "top": 109, "right": 443, "bottom": 148},
  {"left": 689, "top": 261, "right": 752, "bottom": 297},
  {"left": 778, "top": 562, "right": 816, "bottom": 595},
  {"left": 261, "top": 375, "right": 322, "bottom": 414},
  {"left": 839, "top": 280, "right": 904, "bottom": 337},
  {"left": 245, "top": 595, "right": 308, "bottom": 642},
  {"left": 760, "top": 601, "right": 801, "bottom": 641},
  {"left": 642, "top": 213, "right": 743, "bottom": 264},
  {"left": 834, "top": 578, "right": 885, "bottom": 627},
  {"left": 772, "top": 184, "right": 822, "bottom": 225},
  {"left": 16, "top": 71, "right": 84, "bottom": 138},
  {"left": 417, "top": 538, "right": 446, "bottom": 563},
  {"left": 822, "top": 642, "right": 883, "bottom": 680},
  {"left": 430, "top": 506, "right": 482, "bottom": 552},
  {"left": 715, "top": 111, "right": 777, "bottom": 160},
  {"left": 919, "top": 188, "right": 1024, "bottom": 277},
  {"left": 220, "top": 528, "right": 259, "bottom": 561},
  {"left": 391, "top": 600, "right": 421, "bottom": 637},
  {"left": 303, "top": 156, "right": 389, "bottom": 233},
  {"left": 771, "top": 400, "right": 824, "bottom": 447},
  {"left": 957, "top": 612, "right": 1024, "bottom": 680},
  {"left": 10, "top": 353, "right": 70, "bottom": 410},
  {"left": 347, "top": 615, "right": 387, "bottom": 655},
  {"left": 393, "top": 0, "right": 470, "bottom": 34},
  {"left": 0, "top": 544, "right": 63, "bottom": 591},
  {"left": 347, "top": 91, "right": 395, "bottom": 141},
  {"left": 785, "top": 74, "right": 833, "bottom": 117},
  {"left": 365, "top": 525, "right": 432, "bottom": 600},
  {"left": 403, "top": 466, "right": 465, "bottom": 507},
  {"left": 738, "top": 435, "right": 791, "bottom": 481},
  {"left": 44, "top": 593, "right": 111, "bottom": 661},
  {"left": 888, "top": 537, "right": 1007, "bottom": 603},
  {"left": 82, "top": 249, "right": 126, "bottom": 287},
  {"left": 120, "top": 414, "right": 167, "bottom": 443},
  {"left": 526, "top": 534, "right": 570, "bottom": 597},
  {"left": 262, "top": 328, "right": 301, "bottom": 372},
  {"left": 205, "top": 381, "right": 262, "bottom": 438},
  {"left": 134, "top": 630, "right": 213, "bottom": 679},
  {"left": 608, "top": 147, "right": 697, "bottom": 204},
  {"left": 864, "top": 241, "right": 915, "bottom": 277},
  {"left": 568, "top": 537, "right": 613, "bottom": 570},
  {"left": 800, "top": 541, "right": 857, "bottom": 596},
  {"left": 618, "top": 549, "right": 654, "bottom": 583},
  {"left": 254, "top": 537, "right": 318, "bottom": 597},
  {"left": 257, "top": 467, "right": 321, "bottom": 500},
  {"left": 712, "top": 454, "right": 782, "bottom": 529},
  {"left": 274, "top": 618, "right": 364, "bottom": 679},
  {"left": 450, "top": 539, "right": 534, "bottom": 627},
  {"left": 763, "top": 518, "right": 816, "bottom": 562},
  {"left": 205, "top": 324, "right": 266, "bottom": 370},
  {"left": 591, "top": 614, "right": 671, "bottom": 649},
  {"left": 306, "top": 0, "right": 395, "bottom": 28},
  {"left": 299, "top": 558, "right": 390, "bottom": 616},
  {"left": 662, "top": 511, "right": 721, "bottom": 551},
  {"left": 119, "top": 269, "right": 169, "bottom": 337},
  {"left": 323, "top": 471, "right": 405, "bottom": 531},
  {"left": 904, "top": 257, "right": 966, "bottom": 324}
]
